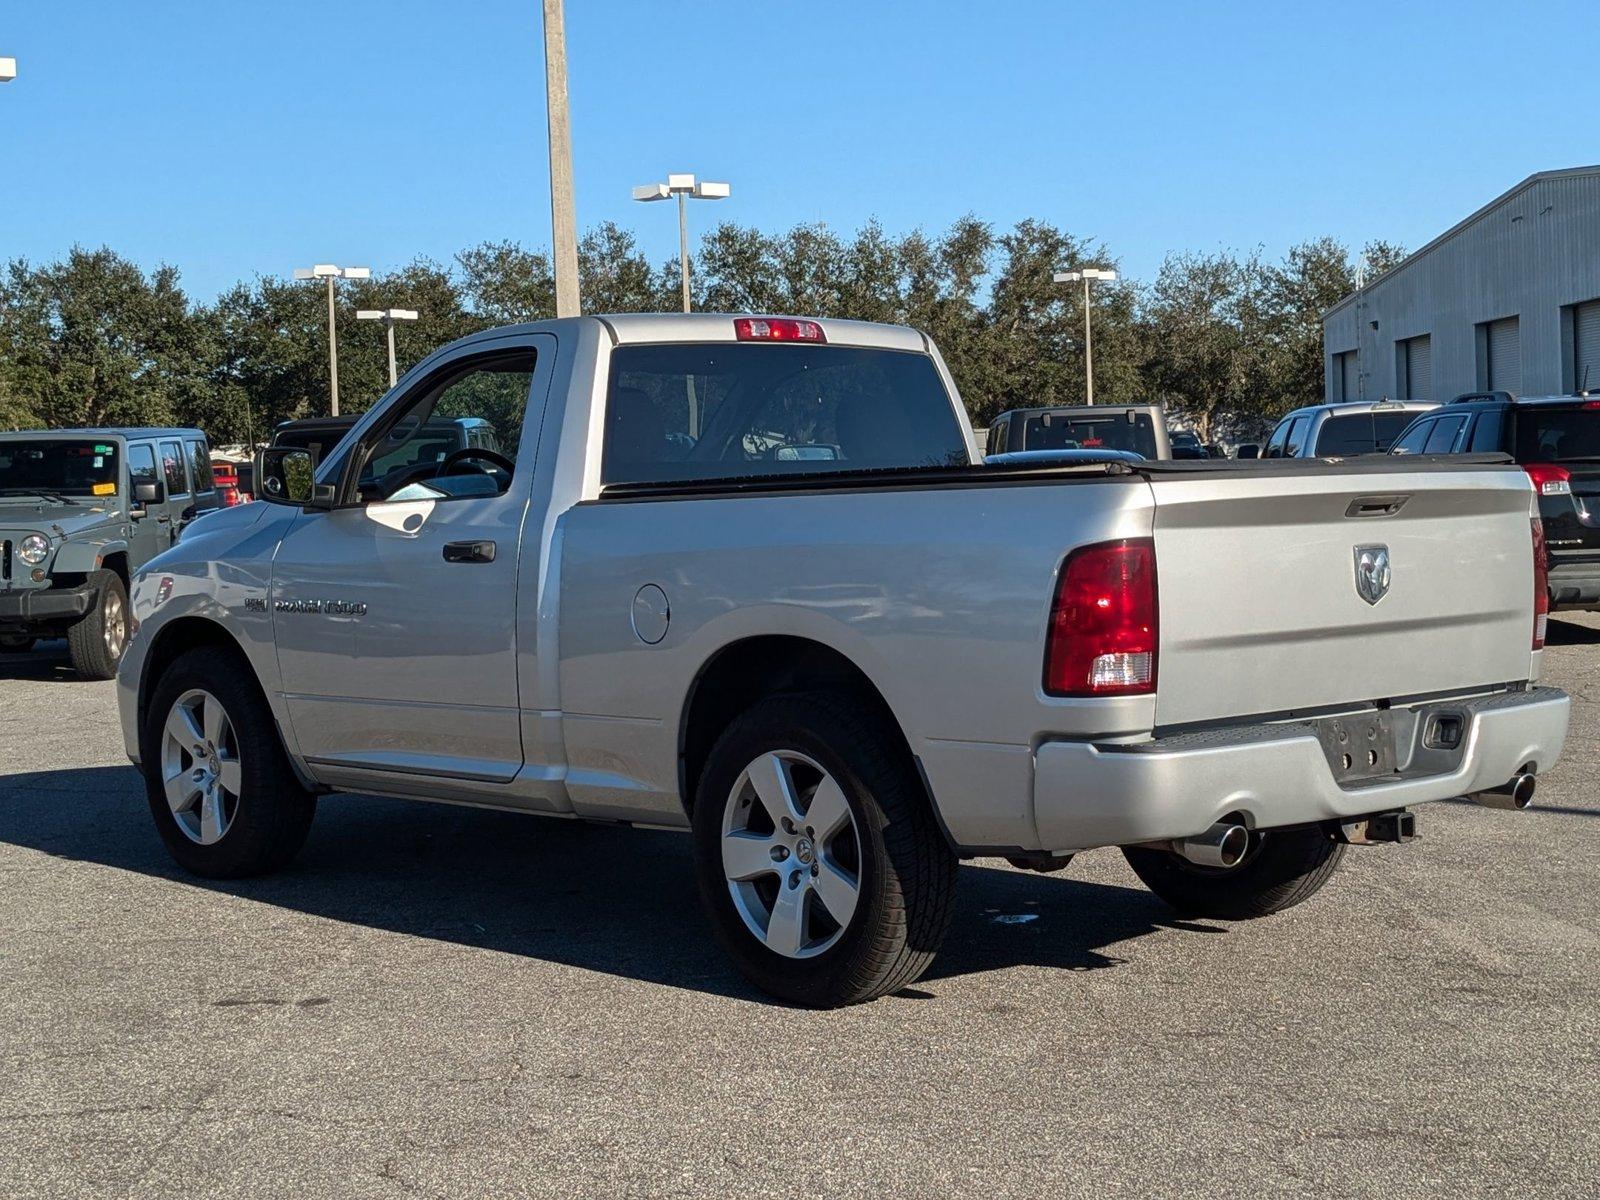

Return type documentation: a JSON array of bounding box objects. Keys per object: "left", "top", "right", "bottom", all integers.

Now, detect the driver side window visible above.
[{"left": 353, "top": 350, "right": 536, "bottom": 504}]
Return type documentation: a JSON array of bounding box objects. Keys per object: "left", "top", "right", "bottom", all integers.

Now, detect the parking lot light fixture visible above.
[
  {"left": 357, "top": 308, "right": 420, "bottom": 388},
  {"left": 632, "top": 174, "right": 731, "bottom": 312},
  {"left": 293, "top": 264, "right": 371, "bottom": 416},
  {"left": 1052, "top": 267, "right": 1118, "bottom": 405},
  {"left": 0, "top": 57, "right": 16, "bottom": 83}
]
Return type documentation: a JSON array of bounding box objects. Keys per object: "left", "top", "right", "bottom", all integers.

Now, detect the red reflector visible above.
[
  {"left": 1523, "top": 462, "right": 1571, "bottom": 497},
  {"left": 1583, "top": 400, "right": 1600, "bottom": 410},
  {"left": 733, "top": 317, "right": 826, "bottom": 343},
  {"left": 1532, "top": 517, "right": 1549, "bottom": 650},
  {"left": 1044, "top": 538, "right": 1158, "bottom": 697}
]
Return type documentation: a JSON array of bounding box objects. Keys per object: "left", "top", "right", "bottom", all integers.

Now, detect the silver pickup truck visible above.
[{"left": 117, "top": 314, "right": 1570, "bottom": 1006}]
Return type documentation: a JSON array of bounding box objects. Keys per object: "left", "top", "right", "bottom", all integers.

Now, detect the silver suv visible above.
[{"left": 1264, "top": 400, "right": 1437, "bottom": 458}]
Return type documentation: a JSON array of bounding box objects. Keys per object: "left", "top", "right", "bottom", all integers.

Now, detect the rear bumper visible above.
[
  {"left": 1032, "top": 687, "right": 1570, "bottom": 852},
  {"left": 1548, "top": 559, "right": 1600, "bottom": 610},
  {"left": 0, "top": 583, "right": 95, "bottom": 626}
]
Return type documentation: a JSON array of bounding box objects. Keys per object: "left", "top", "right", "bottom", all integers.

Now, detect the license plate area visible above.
[{"left": 1315, "top": 711, "right": 1398, "bottom": 785}]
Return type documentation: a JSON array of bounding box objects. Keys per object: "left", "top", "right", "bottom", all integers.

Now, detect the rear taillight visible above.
[
  {"left": 1523, "top": 463, "right": 1571, "bottom": 497},
  {"left": 733, "top": 317, "right": 826, "bottom": 343},
  {"left": 1044, "top": 539, "right": 1158, "bottom": 696},
  {"left": 1532, "top": 518, "right": 1549, "bottom": 650}
]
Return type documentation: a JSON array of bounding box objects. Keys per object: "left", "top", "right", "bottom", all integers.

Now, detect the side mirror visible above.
[
  {"left": 133, "top": 480, "right": 164, "bottom": 504},
  {"left": 1236, "top": 444, "right": 1260, "bottom": 460},
  {"left": 254, "top": 447, "right": 330, "bottom": 508}
]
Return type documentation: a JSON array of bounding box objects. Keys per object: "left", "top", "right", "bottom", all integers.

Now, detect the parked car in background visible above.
[
  {"left": 118, "top": 313, "right": 1567, "bottom": 1008},
  {"left": 0, "top": 427, "right": 218, "bottom": 677},
  {"left": 1168, "top": 429, "right": 1206, "bottom": 458},
  {"left": 985, "top": 403, "right": 1171, "bottom": 459},
  {"left": 1265, "top": 400, "right": 1436, "bottom": 458},
  {"left": 210, "top": 460, "right": 252, "bottom": 507},
  {"left": 1391, "top": 391, "right": 1600, "bottom": 610}
]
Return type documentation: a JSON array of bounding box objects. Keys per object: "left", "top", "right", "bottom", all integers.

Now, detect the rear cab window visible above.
[
  {"left": 1514, "top": 404, "right": 1600, "bottom": 462},
  {"left": 600, "top": 343, "right": 968, "bottom": 487},
  {"left": 1022, "top": 412, "right": 1157, "bottom": 457}
]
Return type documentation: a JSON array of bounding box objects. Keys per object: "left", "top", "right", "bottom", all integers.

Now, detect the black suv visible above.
[{"left": 1391, "top": 392, "right": 1600, "bottom": 610}]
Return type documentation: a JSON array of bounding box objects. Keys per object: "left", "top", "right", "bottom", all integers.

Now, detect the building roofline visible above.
[{"left": 1324, "top": 165, "right": 1600, "bottom": 320}]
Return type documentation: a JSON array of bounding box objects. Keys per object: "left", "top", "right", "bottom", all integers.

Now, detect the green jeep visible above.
[{"left": 0, "top": 428, "right": 219, "bottom": 678}]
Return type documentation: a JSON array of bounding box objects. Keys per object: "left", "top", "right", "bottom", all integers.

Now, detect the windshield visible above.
[
  {"left": 1021, "top": 413, "right": 1158, "bottom": 458},
  {"left": 1515, "top": 406, "right": 1600, "bottom": 462},
  {"left": 0, "top": 439, "right": 120, "bottom": 498}
]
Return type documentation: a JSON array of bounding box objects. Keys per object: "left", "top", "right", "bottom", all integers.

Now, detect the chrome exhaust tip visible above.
[
  {"left": 1172, "top": 821, "right": 1251, "bottom": 869},
  {"left": 1470, "top": 773, "right": 1536, "bottom": 811}
]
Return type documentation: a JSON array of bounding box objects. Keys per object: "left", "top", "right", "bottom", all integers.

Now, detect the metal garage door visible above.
[
  {"left": 1336, "top": 350, "right": 1358, "bottom": 401},
  {"left": 1403, "top": 335, "right": 1432, "bottom": 400},
  {"left": 1487, "top": 317, "right": 1521, "bottom": 394},
  {"left": 1576, "top": 300, "right": 1600, "bottom": 394}
]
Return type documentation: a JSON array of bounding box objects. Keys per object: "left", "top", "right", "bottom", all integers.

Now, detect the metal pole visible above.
[
  {"left": 542, "top": 0, "right": 580, "bottom": 317},
  {"left": 385, "top": 320, "right": 398, "bottom": 388},
  {"left": 1082, "top": 274, "right": 1095, "bottom": 406},
  {"left": 678, "top": 191, "right": 692, "bottom": 312},
  {"left": 326, "top": 275, "right": 341, "bottom": 417}
]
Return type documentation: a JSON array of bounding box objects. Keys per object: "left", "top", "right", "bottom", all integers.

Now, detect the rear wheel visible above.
[
  {"left": 141, "top": 646, "right": 316, "bottom": 877},
  {"left": 67, "top": 570, "right": 129, "bottom": 680},
  {"left": 1122, "top": 826, "right": 1344, "bottom": 919},
  {"left": 692, "top": 692, "right": 957, "bottom": 1007}
]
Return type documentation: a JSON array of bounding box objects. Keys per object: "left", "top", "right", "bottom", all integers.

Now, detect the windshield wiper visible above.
[{"left": 0, "top": 487, "right": 78, "bottom": 504}]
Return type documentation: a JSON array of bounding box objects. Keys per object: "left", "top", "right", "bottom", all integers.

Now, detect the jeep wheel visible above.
[
  {"left": 1122, "top": 826, "right": 1345, "bottom": 919},
  {"left": 141, "top": 646, "right": 316, "bottom": 878},
  {"left": 692, "top": 692, "right": 957, "bottom": 1007},
  {"left": 66, "top": 570, "right": 129, "bottom": 680}
]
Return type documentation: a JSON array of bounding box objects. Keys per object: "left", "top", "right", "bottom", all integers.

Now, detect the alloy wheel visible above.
[
  {"left": 721, "top": 750, "right": 863, "bottom": 959},
  {"left": 160, "top": 688, "right": 242, "bottom": 845}
]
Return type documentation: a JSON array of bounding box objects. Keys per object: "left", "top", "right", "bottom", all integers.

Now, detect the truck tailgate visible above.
[{"left": 1147, "top": 465, "right": 1535, "bottom": 728}]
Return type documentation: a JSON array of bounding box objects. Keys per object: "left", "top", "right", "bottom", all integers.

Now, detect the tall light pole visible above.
[
  {"left": 542, "top": 0, "right": 580, "bottom": 317},
  {"left": 1052, "top": 267, "right": 1117, "bottom": 405},
  {"left": 357, "top": 308, "right": 419, "bottom": 388},
  {"left": 293, "top": 264, "right": 370, "bottom": 416},
  {"left": 633, "top": 174, "right": 730, "bottom": 312}
]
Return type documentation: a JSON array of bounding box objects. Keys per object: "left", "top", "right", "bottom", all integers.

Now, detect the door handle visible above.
[{"left": 443, "top": 540, "right": 497, "bottom": 564}]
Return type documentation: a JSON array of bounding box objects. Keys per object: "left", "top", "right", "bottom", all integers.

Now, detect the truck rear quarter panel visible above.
[{"left": 554, "top": 477, "right": 1155, "bottom": 849}]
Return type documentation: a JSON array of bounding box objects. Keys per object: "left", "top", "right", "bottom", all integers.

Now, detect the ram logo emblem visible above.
[{"left": 1353, "top": 544, "right": 1392, "bottom": 606}]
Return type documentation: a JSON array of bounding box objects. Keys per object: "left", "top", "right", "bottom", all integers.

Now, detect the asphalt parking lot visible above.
[{"left": 1, "top": 624, "right": 1597, "bottom": 1199}]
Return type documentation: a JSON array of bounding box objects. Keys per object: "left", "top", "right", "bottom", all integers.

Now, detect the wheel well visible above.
[
  {"left": 137, "top": 616, "right": 252, "bottom": 733},
  {"left": 100, "top": 552, "right": 129, "bottom": 589},
  {"left": 678, "top": 636, "right": 913, "bottom": 813}
]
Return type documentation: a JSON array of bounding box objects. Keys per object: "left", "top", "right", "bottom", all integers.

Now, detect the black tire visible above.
[
  {"left": 1122, "top": 826, "right": 1345, "bottom": 919},
  {"left": 692, "top": 691, "right": 957, "bottom": 1007},
  {"left": 140, "top": 645, "right": 316, "bottom": 878},
  {"left": 0, "top": 635, "right": 35, "bottom": 652},
  {"left": 66, "top": 570, "right": 129, "bottom": 680}
]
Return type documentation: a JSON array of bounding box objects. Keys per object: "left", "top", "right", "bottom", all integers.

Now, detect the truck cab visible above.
[{"left": 1, "top": 427, "right": 216, "bottom": 677}]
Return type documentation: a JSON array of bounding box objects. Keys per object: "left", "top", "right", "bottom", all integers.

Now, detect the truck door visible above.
[
  {"left": 268, "top": 335, "right": 553, "bottom": 784},
  {"left": 124, "top": 442, "right": 167, "bottom": 567}
]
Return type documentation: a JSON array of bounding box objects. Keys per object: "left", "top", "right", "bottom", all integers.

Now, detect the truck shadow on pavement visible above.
[
  {"left": 0, "top": 640, "right": 85, "bottom": 683},
  {"left": 0, "top": 764, "right": 1210, "bottom": 1005}
]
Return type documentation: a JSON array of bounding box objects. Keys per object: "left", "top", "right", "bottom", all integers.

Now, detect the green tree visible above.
[{"left": 0, "top": 247, "right": 208, "bottom": 430}]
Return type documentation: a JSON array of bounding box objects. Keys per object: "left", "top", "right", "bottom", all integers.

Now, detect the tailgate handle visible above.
[{"left": 1346, "top": 495, "right": 1410, "bottom": 519}]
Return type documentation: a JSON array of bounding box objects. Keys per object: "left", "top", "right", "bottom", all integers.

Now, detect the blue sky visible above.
[{"left": 3, "top": 0, "right": 1595, "bottom": 302}]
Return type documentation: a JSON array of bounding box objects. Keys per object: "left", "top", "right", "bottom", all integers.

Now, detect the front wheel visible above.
[
  {"left": 67, "top": 570, "right": 129, "bottom": 680},
  {"left": 141, "top": 646, "right": 316, "bottom": 878},
  {"left": 692, "top": 692, "right": 957, "bottom": 1007},
  {"left": 1122, "top": 825, "right": 1344, "bottom": 919}
]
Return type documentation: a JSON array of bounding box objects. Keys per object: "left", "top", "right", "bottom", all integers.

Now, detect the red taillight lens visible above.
[
  {"left": 733, "top": 317, "right": 826, "bottom": 343},
  {"left": 1044, "top": 538, "right": 1158, "bottom": 696},
  {"left": 1523, "top": 462, "right": 1571, "bottom": 497},
  {"left": 1532, "top": 517, "right": 1549, "bottom": 650}
]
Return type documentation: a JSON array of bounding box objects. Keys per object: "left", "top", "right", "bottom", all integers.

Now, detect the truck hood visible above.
[{"left": 0, "top": 498, "right": 123, "bottom": 540}]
